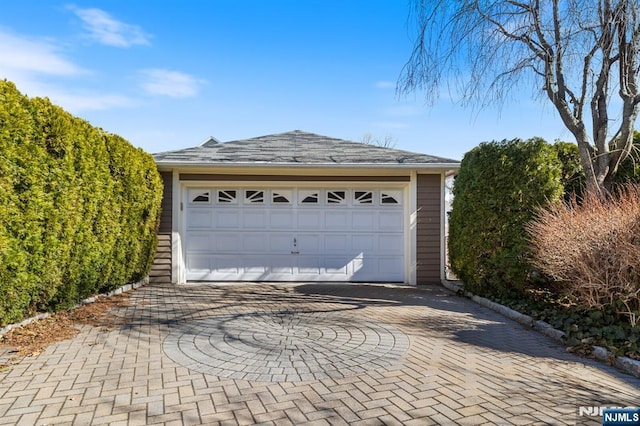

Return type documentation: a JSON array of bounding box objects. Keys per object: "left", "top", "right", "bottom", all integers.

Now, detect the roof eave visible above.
[{"left": 154, "top": 161, "right": 461, "bottom": 170}]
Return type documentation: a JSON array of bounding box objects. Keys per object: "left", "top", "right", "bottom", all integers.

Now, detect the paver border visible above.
[{"left": 441, "top": 280, "right": 640, "bottom": 378}]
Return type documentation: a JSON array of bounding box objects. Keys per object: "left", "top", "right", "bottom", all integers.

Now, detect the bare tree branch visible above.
[
  {"left": 360, "top": 133, "right": 398, "bottom": 148},
  {"left": 399, "top": 0, "right": 640, "bottom": 193}
]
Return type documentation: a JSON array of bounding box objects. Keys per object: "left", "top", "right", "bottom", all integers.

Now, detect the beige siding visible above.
[
  {"left": 159, "top": 171, "right": 172, "bottom": 234},
  {"left": 416, "top": 174, "right": 441, "bottom": 284}
]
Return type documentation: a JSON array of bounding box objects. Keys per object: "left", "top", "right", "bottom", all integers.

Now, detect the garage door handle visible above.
[{"left": 291, "top": 251, "right": 300, "bottom": 255}]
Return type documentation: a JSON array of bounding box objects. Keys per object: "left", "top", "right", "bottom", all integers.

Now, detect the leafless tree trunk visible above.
[{"left": 399, "top": 0, "right": 640, "bottom": 194}]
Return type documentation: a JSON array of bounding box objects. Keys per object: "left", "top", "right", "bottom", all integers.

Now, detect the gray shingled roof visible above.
[{"left": 154, "top": 130, "right": 459, "bottom": 166}]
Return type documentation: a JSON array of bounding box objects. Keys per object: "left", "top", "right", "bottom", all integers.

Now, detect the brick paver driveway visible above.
[{"left": 1, "top": 283, "right": 639, "bottom": 425}]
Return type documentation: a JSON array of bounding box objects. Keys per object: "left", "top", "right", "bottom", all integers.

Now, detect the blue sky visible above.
[{"left": 0, "top": 1, "right": 571, "bottom": 160}]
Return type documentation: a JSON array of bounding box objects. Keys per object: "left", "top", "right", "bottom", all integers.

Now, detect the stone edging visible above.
[
  {"left": 0, "top": 277, "right": 149, "bottom": 338},
  {"left": 441, "top": 280, "right": 640, "bottom": 379}
]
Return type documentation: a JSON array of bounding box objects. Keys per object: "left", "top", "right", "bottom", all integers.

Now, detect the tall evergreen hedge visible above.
[
  {"left": 551, "top": 141, "right": 584, "bottom": 200},
  {"left": 614, "top": 131, "right": 640, "bottom": 187},
  {"left": 0, "top": 80, "right": 162, "bottom": 326},
  {"left": 448, "top": 138, "right": 564, "bottom": 297}
]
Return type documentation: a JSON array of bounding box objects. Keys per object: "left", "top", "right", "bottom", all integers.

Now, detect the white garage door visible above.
[{"left": 184, "top": 186, "right": 405, "bottom": 282}]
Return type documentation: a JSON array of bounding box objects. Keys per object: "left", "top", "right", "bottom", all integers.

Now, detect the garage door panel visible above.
[
  {"left": 186, "top": 233, "right": 211, "bottom": 251},
  {"left": 242, "top": 234, "right": 268, "bottom": 251},
  {"left": 270, "top": 211, "right": 295, "bottom": 228},
  {"left": 351, "top": 211, "right": 375, "bottom": 229},
  {"left": 270, "top": 262, "right": 295, "bottom": 274},
  {"left": 243, "top": 210, "right": 268, "bottom": 228},
  {"left": 298, "top": 234, "right": 320, "bottom": 252},
  {"left": 378, "top": 257, "right": 404, "bottom": 278},
  {"left": 270, "top": 234, "right": 293, "bottom": 252},
  {"left": 298, "top": 257, "right": 321, "bottom": 274},
  {"left": 298, "top": 211, "right": 321, "bottom": 229},
  {"left": 351, "top": 257, "right": 365, "bottom": 276},
  {"left": 187, "top": 210, "right": 213, "bottom": 229},
  {"left": 379, "top": 211, "right": 403, "bottom": 229},
  {"left": 184, "top": 186, "right": 406, "bottom": 282},
  {"left": 212, "top": 256, "right": 240, "bottom": 272},
  {"left": 324, "top": 257, "right": 350, "bottom": 275},
  {"left": 214, "top": 233, "right": 242, "bottom": 251},
  {"left": 215, "top": 210, "right": 241, "bottom": 228},
  {"left": 187, "top": 254, "right": 211, "bottom": 271},
  {"left": 379, "top": 235, "right": 404, "bottom": 253},
  {"left": 352, "top": 235, "right": 376, "bottom": 251},
  {"left": 324, "top": 234, "right": 349, "bottom": 252},
  {"left": 243, "top": 258, "right": 267, "bottom": 274},
  {"left": 325, "top": 211, "right": 349, "bottom": 229}
]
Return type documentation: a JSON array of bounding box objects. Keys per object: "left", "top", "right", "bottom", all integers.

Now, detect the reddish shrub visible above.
[{"left": 527, "top": 186, "right": 640, "bottom": 326}]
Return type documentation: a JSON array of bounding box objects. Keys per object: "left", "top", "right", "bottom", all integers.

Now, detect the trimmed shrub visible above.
[
  {"left": 448, "top": 138, "right": 564, "bottom": 297},
  {"left": 549, "top": 132, "right": 639, "bottom": 195},
  {"left": 552, "top": 141, "right": 585, "bottom": 200},
  {"left": 614, "top": 131, "right": 640, "bottom": 187},
  {"left": 0, "top": 80, "right": 162, "bottom": 325},
  {"left": 527, "top": 187, "right": 640, "bottom": 326}
]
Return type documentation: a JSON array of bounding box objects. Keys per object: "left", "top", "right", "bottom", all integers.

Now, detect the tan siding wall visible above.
[
  {"left": 151, "top": 171, "right": 173, "bottom": 284},
  {"left": 159, "top": 171, "right": 173, "bottom": 234},
  {"left": 416, "top": 174, "right": 441, "bottom": 284}
]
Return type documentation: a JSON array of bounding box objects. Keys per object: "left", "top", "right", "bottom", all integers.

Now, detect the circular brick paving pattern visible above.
[{"left": 162, "top": 310, "right": 410, "bottom": 382}]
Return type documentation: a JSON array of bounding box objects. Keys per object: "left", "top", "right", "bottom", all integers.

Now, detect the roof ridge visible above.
[{"left": 225, "top": 129, "right": 335, "bottom": 143}]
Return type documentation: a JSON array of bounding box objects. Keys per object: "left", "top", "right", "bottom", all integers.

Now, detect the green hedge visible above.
[
  {"left": 613, "top": 131, "right": 640, "bottom": 187},
  {"left": 550, "top": 134, "right": 639, "bottom": 196},
  {"left": 448, "top": 138, "right": 564, "bottom": 298},
  {"left": 551, "top": 141, "right": 584, "bottom": 200},
  {"left": 0, "top": 80, "right": 162, "bottom": 326}
]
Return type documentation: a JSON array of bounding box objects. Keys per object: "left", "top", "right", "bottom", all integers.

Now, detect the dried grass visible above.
[
  {"left": 0, "top": 293, "right": 131, "bottom": 367},
  {"left": 527, "top": 186, "right": 640, "bottom": 325}
]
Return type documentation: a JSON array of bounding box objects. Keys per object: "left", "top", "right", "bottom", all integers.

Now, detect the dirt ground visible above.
[{"left": 0, "top": 292, "right": 131, "bottom": 369}]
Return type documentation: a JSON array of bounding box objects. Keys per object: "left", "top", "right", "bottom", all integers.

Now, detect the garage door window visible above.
[
  {"left": 272, "top": 190, "right": 292, "bottom": 204},
  {"left": 381, "top": 190, "right": 401, "bottom": 205},
  {"left": 300, "top": 190, "right": 319, "bottom": 204},
  {"left": 218, "top": 190, "right": 237, "bottom": 204},
  {"left": 354, "top": 191, "right": 373, "bottom": 204},
  {"left": 193, "top": 188, "right": 403, "bottom": 207},
  {"left": 245, "top": 190, "right": 264, "bottom": 204},
  {"left": 327, "top": 190, "right": 346, "bottom": 204},
  {"left": 189, "top": 189, "right": 210, "bottom": 203}
]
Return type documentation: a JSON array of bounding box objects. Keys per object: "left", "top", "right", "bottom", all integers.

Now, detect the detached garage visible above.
[{"left": 153, "top": 130, "right": 459, "bottom": 285}]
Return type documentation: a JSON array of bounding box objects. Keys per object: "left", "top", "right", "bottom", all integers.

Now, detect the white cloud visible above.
[
  {"left": 51, "top": 90, "right": 137, "bottom": 112},
  {"left": 374, "top": 80, "right": 396, "bottom": 89},
  {"left": 0, "top": 29, "right": 135, "bottom": 113},
  {"left": 69, "top": 5, "right": 152, "bottom": 47},
  {"left": 0, "top": 29, "right": 86, "bottom": 78},
  {"left": 4, "top": 76, "right": 136, "bottom": 113},
  {"left": 139, "top": 69, "right": 206, "bottom": 98}
]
